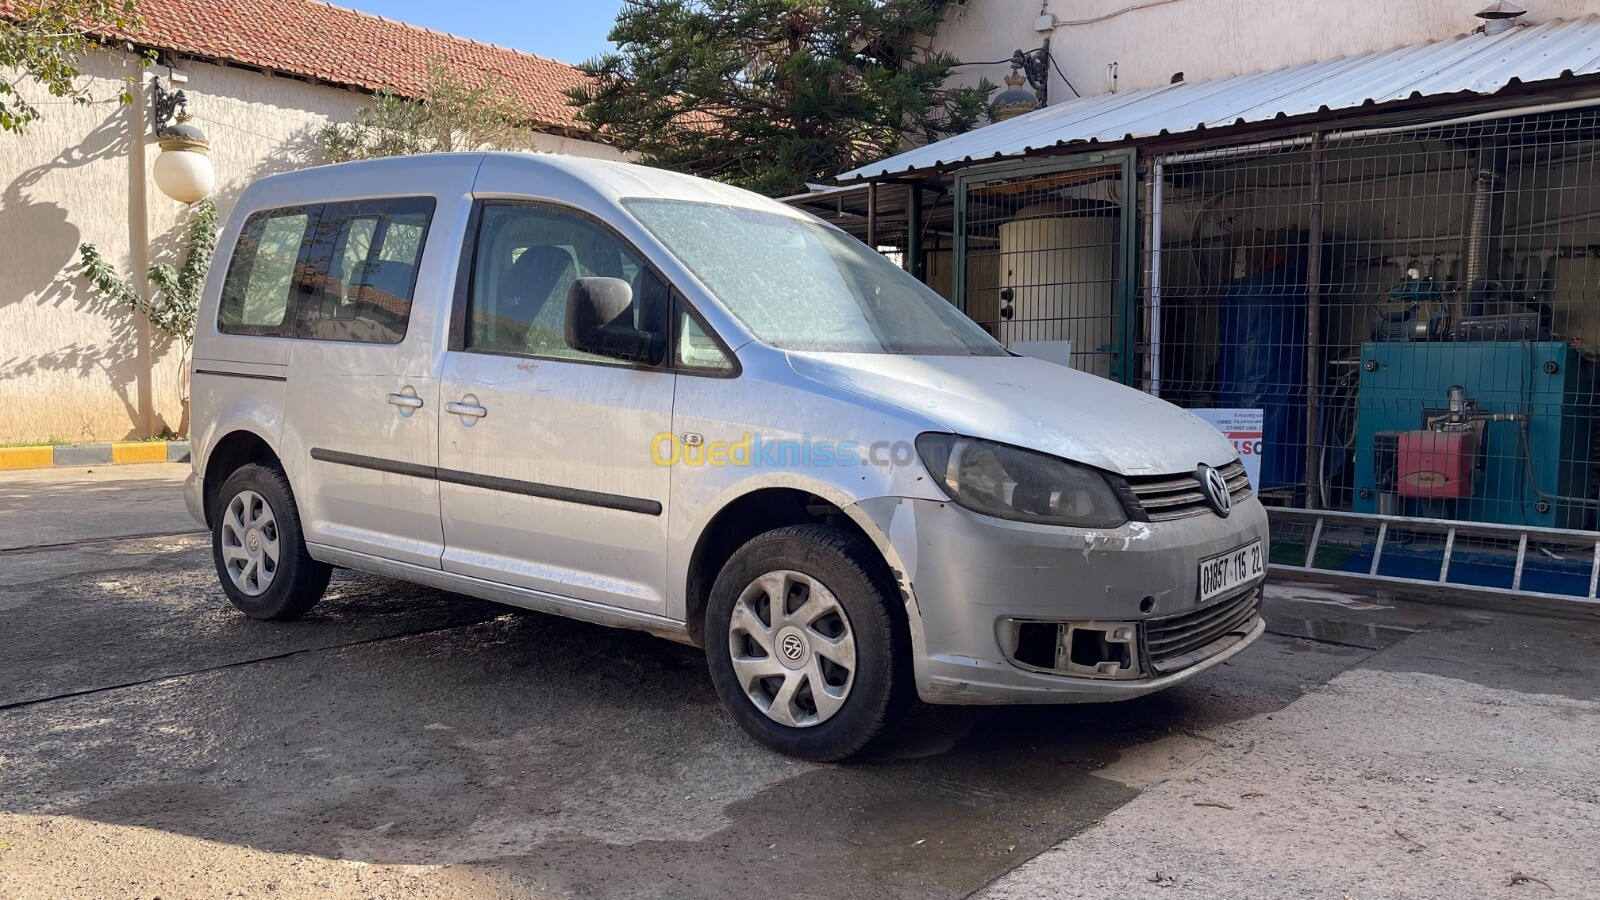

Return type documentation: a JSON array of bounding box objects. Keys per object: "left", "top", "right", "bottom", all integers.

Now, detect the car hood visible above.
[{"left": 786, "top": 352, "right": 1238, "bottom": 477}]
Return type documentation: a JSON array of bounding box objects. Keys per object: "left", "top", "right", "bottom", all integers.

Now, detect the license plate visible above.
[{"left": 1198, "top": 539, "right": 1265, "bottom": 602}]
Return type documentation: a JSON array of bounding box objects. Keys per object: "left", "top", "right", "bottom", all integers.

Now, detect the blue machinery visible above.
[
  {"left": 1261, "top": 339, "right": 1600, "bottom": 607},
  {"left": 1352, "top": 341, "right": 1595, "bottom": 531}
]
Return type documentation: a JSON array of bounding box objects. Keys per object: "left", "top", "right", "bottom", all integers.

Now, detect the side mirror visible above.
[{"left": 564, "top": 277, "right": 664, "bottom": 365}]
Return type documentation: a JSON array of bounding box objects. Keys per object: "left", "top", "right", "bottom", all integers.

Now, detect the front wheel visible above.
[
  {"left": 211, "top": 463, "right": 331, "bottom": 620},
  {"left": 705, "top": 525, "right": 908, "bottom": 761}
]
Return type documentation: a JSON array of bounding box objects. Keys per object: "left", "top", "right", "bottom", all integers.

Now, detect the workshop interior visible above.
[{"left": 1150, "top": 109, "right": 1600, "bottom": 597}]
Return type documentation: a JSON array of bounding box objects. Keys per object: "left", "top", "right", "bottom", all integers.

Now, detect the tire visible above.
[
  {"left": 210, "top": 463, "right": 332, "bottom": 621},
  {"left": 705, "top": 524, "right": 909, "bottom": 761}
]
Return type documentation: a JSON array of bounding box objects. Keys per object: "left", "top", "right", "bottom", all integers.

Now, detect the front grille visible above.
[
  {"left": 1126, "top": 460, "right": 1252, "bottom": 522},
  {"left": 1144, "top": 586, "right": 1261, "bottom": 674}
]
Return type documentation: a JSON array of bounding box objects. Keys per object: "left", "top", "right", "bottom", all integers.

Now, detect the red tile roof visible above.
[{"left": 68, "top": 0, "right": 595, "bottom": 134}]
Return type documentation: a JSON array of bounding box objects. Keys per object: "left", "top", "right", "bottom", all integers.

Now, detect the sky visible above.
[{"left": 338, "top": 1, "right": 628, "bottom": 65}]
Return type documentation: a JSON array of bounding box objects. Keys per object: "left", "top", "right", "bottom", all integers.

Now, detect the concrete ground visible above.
[
  {"left": 1, "top": 465, "right": 1596, "bottom": 899},
  {"left": 0, "top": 463, "right": 200, "bottom": 549}
]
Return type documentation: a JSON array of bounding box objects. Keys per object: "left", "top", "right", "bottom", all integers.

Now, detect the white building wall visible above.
[
  {"left": 0, "top": 50, "right": 627, "bottom": 443},
  {"left": 934, "top": 0, "right": 1598, "bottom": 108}
]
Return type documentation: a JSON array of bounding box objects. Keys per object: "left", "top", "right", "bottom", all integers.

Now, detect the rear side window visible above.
[
  {"left": 218, "top": 208, "right": 315, "bottom": 335},
  {"left": 299, "top": 198, "right": 435, "bottom": 344},
  {"left": 215, "top": 197, "right": 435, "bottom": 342}
]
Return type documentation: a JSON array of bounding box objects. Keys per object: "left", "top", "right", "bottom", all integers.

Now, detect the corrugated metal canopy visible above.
[{"left": 837, "top": 15, "right": 1600, "bottom": 182}]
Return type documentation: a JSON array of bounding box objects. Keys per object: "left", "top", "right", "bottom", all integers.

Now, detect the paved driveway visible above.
[{"left": 1, "top": 465, "right": 1596, "bottom": 898}]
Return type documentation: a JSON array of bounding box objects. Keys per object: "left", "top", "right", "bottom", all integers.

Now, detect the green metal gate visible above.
[{"left": 954, "top": 151, "right": 1140, "bottom": 385}]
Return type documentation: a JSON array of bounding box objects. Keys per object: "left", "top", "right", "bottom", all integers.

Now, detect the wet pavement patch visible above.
[
  {"left": 0, "top": 539, "right": 1382, "bottom": 898},
  {"left": 1266, "top": 615, "right": 1416, "bottom": 650},
  {"left": 0, "top": 537, "right": 503, "bottom": 708},
  {"left": 1359, "top": 610, "right": 1600, "bottom": 702}
]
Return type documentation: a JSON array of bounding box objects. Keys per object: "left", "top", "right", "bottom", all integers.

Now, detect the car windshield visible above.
[{"left": 624, "top": 198, "right": 1006, "bottom": 356}]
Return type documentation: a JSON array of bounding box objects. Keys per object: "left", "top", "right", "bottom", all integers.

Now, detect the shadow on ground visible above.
[{"left": 0, "top": 540, "right": 1374, "bottom": 899}]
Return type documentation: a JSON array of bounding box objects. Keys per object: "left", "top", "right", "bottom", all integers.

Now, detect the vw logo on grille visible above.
[
  {"left": 1198, "top": 464, "right": 1233, "bottom": 517},
  {"left": 780, "top": 633, "right": 806, "bottom": 661}
]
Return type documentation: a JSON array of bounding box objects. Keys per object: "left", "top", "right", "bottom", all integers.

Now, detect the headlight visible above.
[{"left": 915, "top": 434, "right": 1129, "bottom": 528}]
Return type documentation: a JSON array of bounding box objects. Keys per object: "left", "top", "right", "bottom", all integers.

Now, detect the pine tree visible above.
[{"left": 569, "top": 0, "right": 992, "bottom": 197}]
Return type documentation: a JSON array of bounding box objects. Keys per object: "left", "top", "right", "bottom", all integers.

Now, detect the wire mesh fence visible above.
[
  {"left": 787, "top": 183, "right": 962, "bottom": 305},
  {"left": 959, "top": 163, "right": 1129, "bottom": 379},
  {"left": 1144, "top": 106, "right": 1600, "bottom": 541},
  {"left": 793, "top": 101, "right": 1600, "bottom": 603}
]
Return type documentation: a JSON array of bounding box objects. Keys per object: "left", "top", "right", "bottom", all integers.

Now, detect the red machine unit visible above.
[{"left": 1396, "top": 430, "right": 1475, "bottom": 499}]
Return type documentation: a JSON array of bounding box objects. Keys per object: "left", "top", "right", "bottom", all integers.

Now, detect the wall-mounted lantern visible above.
[
  {"left": 149, "top": 77, "right": 214, "bottom": 204},
  {"left": 991, "top": 67, "right": 1043, "bottom": 122},
  {"left": 989, "top": 46, "right": 1051, "bottom": 123}
]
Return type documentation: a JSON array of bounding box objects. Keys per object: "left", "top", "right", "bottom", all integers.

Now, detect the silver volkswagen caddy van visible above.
[{"left": 187, "top": 153, "right": 1267, "bottom": 760}]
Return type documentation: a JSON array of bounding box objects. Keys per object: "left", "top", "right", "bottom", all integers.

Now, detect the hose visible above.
[{"left": 1517, "top": 418, "right": 1600, "bottom": 508}]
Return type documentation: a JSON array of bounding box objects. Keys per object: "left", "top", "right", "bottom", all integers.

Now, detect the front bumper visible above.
[
  {"left": 920, "top": 617, "right": 1265, "bottom": 704},
  {"left": 858, "top": 494, "right": 1271, "bottom": 705}
]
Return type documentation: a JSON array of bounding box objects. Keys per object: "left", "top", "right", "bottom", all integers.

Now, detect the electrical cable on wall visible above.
[
  {"left": 951, "top": 49, "right": 1079, "bottom": 100},
  {"left": 1047, "top": 52, "right": 1081, "bottom": 99},
  {"left": 1043, "top": 0, "right": 1197, "bottom": 28}
]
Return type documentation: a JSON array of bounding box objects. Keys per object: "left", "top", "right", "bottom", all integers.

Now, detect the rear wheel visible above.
[
  {"left": 705, "top": 525, "right": 908, "bottom": 761},
  {"left": 211, "top": 464, "right": 331, "bottom": 620}
]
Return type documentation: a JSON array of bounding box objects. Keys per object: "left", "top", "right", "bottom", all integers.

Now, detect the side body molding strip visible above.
[{"left": 309, "top": 447, "right": 663, "bottom": 516}]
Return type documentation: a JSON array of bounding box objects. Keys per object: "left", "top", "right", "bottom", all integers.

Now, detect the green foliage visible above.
[
  {"left": 78, "top": 198, "right": 217, "bottom": 346},
  {"left": 0, "top": 0, "right": 144, "bottom": 134},
  {"left": 318, "top": 60, "right": 541, "bottom": 161},
  {"left": 569, "top": 0, "right": 993, "bottom": 197}
]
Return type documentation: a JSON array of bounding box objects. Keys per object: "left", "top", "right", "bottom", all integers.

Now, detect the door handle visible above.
[
  {"left": 386, "top": 392, "right": 425, "bottom": 409},
  {"left": 446, "top": 400, "right": 488, "bottom": 419}
]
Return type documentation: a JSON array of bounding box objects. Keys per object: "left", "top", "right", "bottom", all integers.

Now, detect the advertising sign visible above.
[{"left": 1191, "top": 408, "right": 1264, "bottom": 487}]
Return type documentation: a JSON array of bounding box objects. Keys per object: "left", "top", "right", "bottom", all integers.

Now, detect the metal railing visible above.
[{"left": 1269, "top": 507, "right": 1600, "bottom": 610}]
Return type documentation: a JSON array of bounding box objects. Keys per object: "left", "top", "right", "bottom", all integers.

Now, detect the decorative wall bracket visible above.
[
  {"left": 149, "top": 77, "right": 191, "bottom": 139},
  {"left": 1010, "top": 43, "right": 1051, "bottom": 105}
]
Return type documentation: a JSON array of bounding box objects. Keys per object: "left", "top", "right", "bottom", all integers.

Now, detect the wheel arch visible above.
[
  {"left": 681, "top": 482, "right": 916, "bottom": 648},
  {"left": 201, "top": 429, "right": 285, "bottom": 527}
]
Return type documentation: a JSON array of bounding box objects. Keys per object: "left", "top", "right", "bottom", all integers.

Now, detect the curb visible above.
[{"left": 0, "top": 441, "right": 190, "bottom": 471}]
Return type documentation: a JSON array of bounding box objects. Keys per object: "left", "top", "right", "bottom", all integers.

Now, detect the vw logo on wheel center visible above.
[
  {"left": 775, "top": 627, "right": 809, "bottom": 668},
  {"left": 781, "top": 633, "right": 805, "bottom": 660},
  {"left": 1198, "top": 464, "right": 1232, "bottom": 517}
]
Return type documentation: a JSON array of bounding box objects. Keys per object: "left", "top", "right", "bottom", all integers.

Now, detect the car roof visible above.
[
  {"left": 240, "top": 152, "right": 806, "bottom": 220},
  {"left": 491, "top": 153, "right": 800, "bottom": 214}
]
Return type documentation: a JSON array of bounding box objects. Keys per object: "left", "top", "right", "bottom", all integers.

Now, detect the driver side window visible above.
[{"left": 465, "top": 204, "right": 664, "bottom": 363}]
